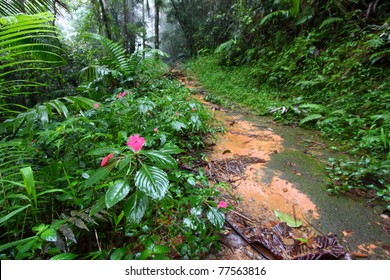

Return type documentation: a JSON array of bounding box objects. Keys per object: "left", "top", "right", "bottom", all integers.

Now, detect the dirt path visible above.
[{"left": 180, "top": 73, "right": 390, "bottom": 260}]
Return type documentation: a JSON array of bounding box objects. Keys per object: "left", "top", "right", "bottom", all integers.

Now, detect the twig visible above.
[
  {"left": 231, "top": 210, "right": 256, "bottom": 224},
  {"left": 94, "top": 229, "right": 102, "bottom": 251},
  {"left": 225, "top": 217, "right": 270, "bottom": 260}
]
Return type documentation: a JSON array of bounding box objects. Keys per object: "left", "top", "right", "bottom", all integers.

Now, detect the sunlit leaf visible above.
[
  {"left": 273, "top": 210, "right": 302, "bottom": 228},
  {"left": 50, "top": 253, "right": 78, "bottom": 260},
  {"left": 20, "top": 166, "right": 37, "bottom": 206},
  {"left": 171, "top": 121, "right": 186, "bottom": 131},
  {"left": 41, "top": 228, "right": 57, "bottom": 242}
]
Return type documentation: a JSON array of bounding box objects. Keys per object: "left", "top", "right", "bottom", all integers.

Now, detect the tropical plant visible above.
[{"left": 0, "top": 12, "right": 66, "bottom": 116}]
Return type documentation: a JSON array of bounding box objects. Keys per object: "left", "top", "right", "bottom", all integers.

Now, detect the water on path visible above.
[{"left": 182, "top": 74, "right": 390, "bottom": 260}]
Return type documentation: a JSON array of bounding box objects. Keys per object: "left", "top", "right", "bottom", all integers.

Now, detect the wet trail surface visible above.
[{"left": 182, "top": 74, "right": 390, "bottom": 260}]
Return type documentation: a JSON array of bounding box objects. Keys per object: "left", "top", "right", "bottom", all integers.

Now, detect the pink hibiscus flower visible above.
[
  {"left": 94, "top": 103, "right": 100, "bottom": 109},
  {"left": 127, "top": 134, "right": 145, "bottom": 152},
  {"left": 101, "top": 153, "right": 114, "bottom": 167},
  {"left": 217, "top": 201, "right": 228, "bottom": 209}
]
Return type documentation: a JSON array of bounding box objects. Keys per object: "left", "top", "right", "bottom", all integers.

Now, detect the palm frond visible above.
[
  {"left": 0, "top": 0, "right": 69, "bottom": 17},
  {"left": 0, "top": 12, "right": 66, "bottom": 115}
]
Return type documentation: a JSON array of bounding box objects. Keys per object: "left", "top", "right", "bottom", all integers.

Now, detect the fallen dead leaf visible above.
[
  {"left": 352, "top": 252, "right": 368, "bottom": 258},
  {"left": 341, "top": 230, "right": 353, "bottom": 237}
]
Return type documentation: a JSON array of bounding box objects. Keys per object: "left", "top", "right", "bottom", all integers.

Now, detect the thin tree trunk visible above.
[
  {"left": 142, "top": 0, "right": 146, "bottom": 50},
  {"left": 154, "top": 0, "right": 160, "bottom": 50},
  {"left": 98, "top": 0, "right": 112, "bottom": 39},
  {"left": 123, "top": 0, "right": 129, "bottom": 52},
  {"left": 129, "top": 0, "right": 136, "bottom": 53}
]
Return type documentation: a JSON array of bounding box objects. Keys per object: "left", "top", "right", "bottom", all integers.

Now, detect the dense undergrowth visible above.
[
  {"left": 190, "top": 24, "right": 390, "bottom": 210},
  {"left": 0, "top": 31, "right": 228, "bottom": 259}
]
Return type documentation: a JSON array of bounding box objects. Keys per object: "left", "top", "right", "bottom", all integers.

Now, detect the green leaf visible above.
[
  {"left": 105, "top": 181, "right": 131, "bottom": 208},
  {"left": 124, "top": 191, "right": 149, "bottom": 225},
  {"left": 89, "top": 196, "right": 106, "bottom": 216},
  {"left": 84, "top": 165, "right": 114, "bottom": 188},
  {"left": 110, "top": 247, "right": 127, "bottom": 260},
  {"left": 159, "top": 143, "right": 183, "bottom": 155},
  {"left": 143, "top": 150, "right": 177, "bottom": 169},
  {"left": 154, "top": 245, "right": 169, "bottom": 254},
  {"left": 40, "top": 228, "right": 57, "bottom": 242},
  {"left": 87, "top": 147, "right": 120, "bottom": 156},
  {"left": 20, "top": 166, "right": 37, "bottom": 206},
  {"left": 273, "top": 210, "right": 302, "bottom": 228},
  {"left": 50, "top": 253, "right": 78, "bottom": 260},
  {"left": 135, "top": 165, "right": 169, "bottom": 200},
  {"left": 171, "top": 121, "right": 186, "bottom": 131},
  {"left": 206, "top": 206, "right": 225, "bottom": 229},
  {"left": 0, "top": 204, "right": 31, "bottom": 225},
  {"left": 0, "top": 236, "right": 37, "bottom": 253}
]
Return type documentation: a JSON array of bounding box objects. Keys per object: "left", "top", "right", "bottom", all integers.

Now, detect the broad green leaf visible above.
[
  {"left": 0, "top": 204, "right": 31, "bottom": 225},
  {"left": 64, "top": 96, "right": 96, "bottom": 109},
  {"left": 139, "top": 249, "right": 152, "bottom": 260},
  {"left": 51, "top": 253, "right": 78, "bottom": 260},
  {"left": 206, "top": 206, "right": 225, "bottom": 229},
  {"left": 87, "top": 147, "right": 120, "bottom": 156},
  {"left": 154, "top": 245, "right": 169, "bottom": 254},
  {"left": 124, "top": 191, "right": 149, "bottom": 225},
  {"left": 41, "top": 228, "right": 57, "bottom": 242},
  {"left": 159, "top": 143, "right": 183, "bottom": 155},
  {"left": 89, "top": 196, "right": 106, "bottom": 216},
  {"left": 135, "top": 165, "right": 169, "bottom": 200},
  {"left": 20, "top": 166, "right": 36, "bottom": 206},
  {"left": 84, "top": 165, "right": 114, "bottom": 188},
  {"left": 143, "top": 150, "right": 177, "bottom": 169},
  {"left": 105, "top": 181, "right": 131, "bottom": 208},
  {"left": 51, "top": 99, "right": 69, "bottom": 118},
  {"left": 273, "top": 210, "right": 302, "bottom": 228},
  {"left": 110, "top": 247, "right": 127, "bottom": 260},
  {"left": 37, "top": 105, "right": 49, "bottom": 124}
]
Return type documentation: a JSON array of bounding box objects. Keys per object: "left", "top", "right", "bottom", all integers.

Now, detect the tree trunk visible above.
[
  {"left": 142, "top": 0, "right": 146, "bottom": 50},
  {"left": 128, "top": 0, "right": 136, "bottom": 53},
  {"left": 98, "top": 0, "right": 112, "bottom": 40},
  {"left": 123, "top": 0, "right": 129, "bottom": 52},
  {"left": 154, "top": 0, "right": 160, "bottom": 50}
]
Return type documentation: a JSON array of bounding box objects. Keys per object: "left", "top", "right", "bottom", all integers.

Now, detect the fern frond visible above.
[
  {"left": 260, "top": 10, "right": 290, "bottom": 26},
  {"left": 319, "top": 17, "right": 343, "bottom": 29},
  {"left": 85, "top": 33, "right": 132, "bottom": 74},
  {"left": 300, "top": 114, "right": 324, "bottom": 125},
  {"left": 299, "top": 103, "right": 328, "bottom": 113}
]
